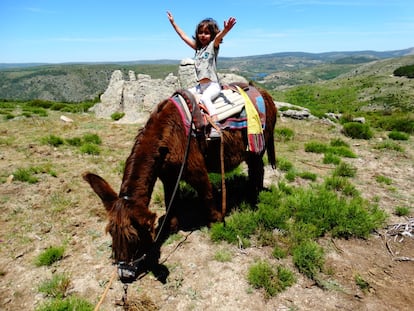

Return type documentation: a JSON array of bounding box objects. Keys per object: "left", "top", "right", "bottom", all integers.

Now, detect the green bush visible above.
[
  {"left": 375, "top": 175, "right": 392, "bottom": 185},
  {"left": 35, "top": 296, "right": 93, "bottom": 311},
  {"left": 275, "top": 127, "right": 294, "bottom": 141},
  {"left": 394, "top": 206, "right": 410, "bottom": 217},
  {"left": 323, "top": 153, "right": 341, "bottom": 165},
  {"left": 298, "top": 171, "right": 317, "bottom": 181},
  {"left": 272, "top": 245, "right": 287, "bottom": 259},
  {"left": 65, "top": 137, "right": 82, "bottom": 146},
  {"left": 305, "top": 141, "right": 328, "bottom": 153},
  {"left": 342, "top": 122, "right": 373, "bottom": 139},
  {"left": 292, "top": 241, "right": 324, "bottom": 279},
  {"left": 38, "top": 273, "right": 71, "bottom": 298},
  {"left": 79, "top": 143, "right": 101, "bottom": 155},
  {"left": 388, "top": 130, "right": 409, "bottom": 141},
  {"left": 13, "top": 167, "right": 39, "bottom": 184},
  {"left": 111, "top": 112, "right": 125, "bottom": 121},
  {"left": 82, "top": 133, "right": 101, "bottom": 145},
  {"left": 330, "top": 138, "right": 349, "bottom": 148},
  {"left": 333, "top": 162, "right": 357, "bottom": 178},
  {"left": 373, "top": 140, "right": 404, "bottom": 152},
  {"left": 324, "top": 176, "right": 359, "bottom": 197},
  {"left": 41, "top": 135, "right": 64, "bottom": 147},
  {"left": 393, "top": 64, "right": 414, "bottom": 78},
  {"left": 210, "top": 210, "right": 257, "bottom": 245},
  {"left": 247, "top": 261, "right": 295, "bottom": 297},
  {"left": 355, "top": 274, "right": 371, "bottom": 292},
  {"left": 35, "top": 246, "right": 65, "bottom": 266},
  {"left": 276, "top": 157, "right": 293, "bottom": 172}
]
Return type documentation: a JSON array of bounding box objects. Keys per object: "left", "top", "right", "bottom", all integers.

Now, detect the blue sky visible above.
[{"left": 1, "top": 0, "right": 413, "bottom": 63}]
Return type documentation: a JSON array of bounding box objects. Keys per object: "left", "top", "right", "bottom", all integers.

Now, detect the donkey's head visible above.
[{"left": 82, "top": 172, "right": 156, "bottom": 264}]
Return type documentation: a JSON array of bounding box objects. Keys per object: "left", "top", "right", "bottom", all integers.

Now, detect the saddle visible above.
[{"left": 170, "top": 83, "right": 266, "bottom": 153}]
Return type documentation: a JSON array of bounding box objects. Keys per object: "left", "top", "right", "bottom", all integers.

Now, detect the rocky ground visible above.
[{"left": 0, "top": 111, "right": 413, "bottom": 311}]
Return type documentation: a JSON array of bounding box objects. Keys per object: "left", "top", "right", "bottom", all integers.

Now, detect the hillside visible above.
[
  {"left": 0, "top": 48, "right": 413, "bottom": 102},
  {"left": 0, "top": 107, "right": 413, "bottom": 310}
]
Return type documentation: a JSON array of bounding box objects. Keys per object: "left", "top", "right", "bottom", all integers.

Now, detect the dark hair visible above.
[{"left": 193, "top": 18, "right": 220, "bottom": 50}]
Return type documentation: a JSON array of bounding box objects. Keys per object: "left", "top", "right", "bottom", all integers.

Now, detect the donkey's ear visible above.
[{"left": 82, "top": 172, "right": 117, "bottom": 211}]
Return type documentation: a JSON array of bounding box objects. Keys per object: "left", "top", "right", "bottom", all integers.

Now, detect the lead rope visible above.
[
  {"left": 93, "top": 268, "right": 117, "bottom": 311},
  {"left": 206, "top": 115, "right": 227, "bottom": 220}
]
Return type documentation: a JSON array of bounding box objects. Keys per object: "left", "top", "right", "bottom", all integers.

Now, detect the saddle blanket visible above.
[
  {"left": 170, "top": 84, "right": 266, "bottom": 153},
  {"left": 170, "top": 86, "right": 266, "bottom": 130}
]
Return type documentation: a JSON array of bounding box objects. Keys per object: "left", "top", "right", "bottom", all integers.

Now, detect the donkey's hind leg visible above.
[{"left": 246, "top": 153, "right": 265, "bottom": 203}]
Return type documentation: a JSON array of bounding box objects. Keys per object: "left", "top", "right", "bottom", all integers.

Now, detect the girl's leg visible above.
[{"left": 200, "top": 82, "right": 221, "bottom": 118}]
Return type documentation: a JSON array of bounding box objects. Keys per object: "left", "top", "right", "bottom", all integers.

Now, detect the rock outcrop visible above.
[{"left": 90, "top": 58, "right": 248, "bottom": 123}]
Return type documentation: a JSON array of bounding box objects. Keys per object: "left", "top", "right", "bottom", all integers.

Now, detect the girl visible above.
[{"left": 167, "top": 11, "right": 236, "bottom": 133}]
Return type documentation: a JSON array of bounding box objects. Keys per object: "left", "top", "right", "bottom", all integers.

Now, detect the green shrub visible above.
[
  {"left": 111, "top": 112, "right": 125, "bottom": 121},
  {"left": 323, "top": 176, "right": 359, "bottom": 197},
  {"left": 247, "top": 261, "right": 295, "bottom": 297},
  {"left": 79, "top": 143, "right": 100, "bottom": 155},
  {"left": 388, "top": 130, "right": 409, "bottom": 141},
  {"left": 42, "top": 135, "right": 64, "bottom": 147},
  {"left": 305, "top": 141, "right": 328, "bottom": 153},
  {"left": 355, "top": 274, "right": 371, "bottom": 292},
  {"left": 82, "top": 133, "right": 101, "bottom": 145},
  {"left": 38, "top": 273, "right": 71, "bottom": 298},
  {"left": 330, "top": 138, "right": 350, "bottom": 148},
  {"left": 50, "top": 103, "right": 66, "bottom": 111},
  {"left": 394, "top": 206, "right": 410, "bottom": 217},
  {"left": 272, "top": 245, "right": 287, "bottom": 259},
  {"left": 13, "top": 167, "right": 39, "bottom": 184},
  {"left": 328, "top": 145, "right": 357, "bottom": 158},
  {"left": 35, "top": 246, "right": 65, "bottom": 266},
  {"left": 323, "top": 153, "right": 341, "bottom": 165},
  {"left": 276, "top": 157, "right": 293, "bottom": 172},
  {"left": 35, "top": 296, "right": 93, "bottom": 311},
  {"left": 284, "top": 169, "right": 296, "bottom": 182},
  {"left": 298, "top": 171, "right": 317, "bottom": 181},
  {"left": 333, "top": 162, "right": 357, "bottom": 177},
  {"left": 27, "top": 99, "right": 53, "bottom": 109},
  {"left": 213, "top": 250, "right": 232, "bottom": 262},
  {"left": 292, "top": 241, "right": 324, "bottom": 279},
  {"left": 342, "top": 122, "right": 373, "bottom": 139},
  {"left": 210, "top": 210, "right": 257, "bottom": 245},
  {"left": 393, "top": 64, "right": 414, "bottom": 78},
  {"left": 65, "top": 137, "right": 82, "bottom": 146},
  {"left": 373, "top": 140, "right": 404, "bottom": 152},
  {"left": 375, "top": 175, "right": 392, "bottom": 185},
  {"left": 275, "top": 127, "right": 294, "bottom": 141}
]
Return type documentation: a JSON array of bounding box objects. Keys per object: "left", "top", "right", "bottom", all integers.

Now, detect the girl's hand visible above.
[
  {"left": 224, "top": 17, "right": 237, "bottom": 31},
  {"left": 167, "top": 11, "right": 174, "bottom": 23}
]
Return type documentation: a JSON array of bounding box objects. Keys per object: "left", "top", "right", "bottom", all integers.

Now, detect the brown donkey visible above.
[{"left": 83, "top": 83, "right": 277, "bottom": 279}]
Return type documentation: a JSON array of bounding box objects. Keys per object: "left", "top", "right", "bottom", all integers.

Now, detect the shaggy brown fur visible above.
[{"left": 83, "top": 83, "right": 277, "bottom": 264}]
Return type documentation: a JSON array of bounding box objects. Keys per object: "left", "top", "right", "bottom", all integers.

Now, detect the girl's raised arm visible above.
[{"left": 167, "top": 11, "right": 196, "bottom": 50}]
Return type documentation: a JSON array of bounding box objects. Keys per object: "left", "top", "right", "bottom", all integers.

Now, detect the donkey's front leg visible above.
[{"left": 185, "top": 162, "right": 222, "bottom": 225}]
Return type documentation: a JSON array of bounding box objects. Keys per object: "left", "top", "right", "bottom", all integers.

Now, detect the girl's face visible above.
[{"left": 197, "top": 26, "right": 211, "bottom": 46}]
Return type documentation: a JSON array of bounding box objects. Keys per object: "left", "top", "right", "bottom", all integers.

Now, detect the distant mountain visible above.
[{"left": 0, "top": 48, "right": 413, "bottom": 102}]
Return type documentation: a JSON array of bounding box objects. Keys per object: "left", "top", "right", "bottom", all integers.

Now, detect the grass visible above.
[
  {"left": 213, "top": 249, "right": 233, "bottom": 262},
  {"left": 35, "top": 296, "right": 93, "bottom": 311},
  {"left": 38, "top": 273, "right": 71, "bottom": 298},
  {"left": 35, "top": 246, "right": 65, "bottom": 267},
  {"left": 354, "top": 274, "right": 371, "bottom": 292},
  {"left": 247, "top": 260, "right": 295, "bottom": 297},
  {"left": 394, "top": 206, "right": 410, "bottom": 217},
  {"left": 292, "top": 241, "right": 324, "bottom": 280}
]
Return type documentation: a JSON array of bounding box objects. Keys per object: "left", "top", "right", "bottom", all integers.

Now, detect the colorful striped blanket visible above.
[{"left": 170, "top": 84, "right": 266, "bottom": 153}]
